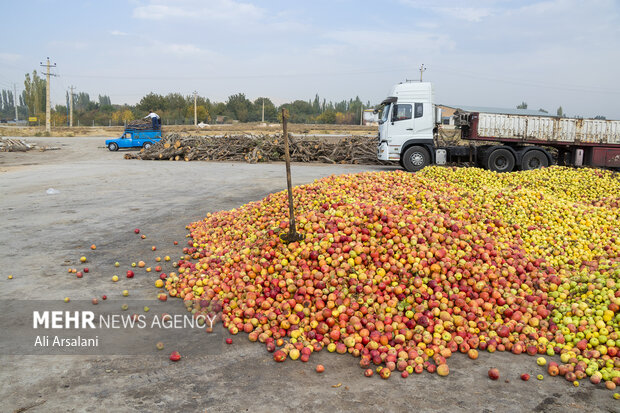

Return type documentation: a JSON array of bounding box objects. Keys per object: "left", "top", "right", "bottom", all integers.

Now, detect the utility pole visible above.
[
  {"left": 34, "top": 86, "right": 38, "bottom": 117},
  {"left": 13, "top": 83, "right": 18, "bottom": 122},
  {"left": 360, "top": 105, "right": 363, "bottom": 126},
  {"left": 193, "top": 91, "right": 198, "bottom": 126},
  {"left": 69, "top": 86, "right": 75, "bottom": 127},
  {"left": 40, "top": 57, "right": 57, "bottom": 133},
  {"left": 261, "top": 99, "right": 265, "bottom": 122},
  {"left": 419, "top": 64, "right": 426, "bottom": 82}
]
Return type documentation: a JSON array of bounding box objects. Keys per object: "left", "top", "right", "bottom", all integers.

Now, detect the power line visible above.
[
  {"left": 435, "top": 65, "right": 612, "bottom": 92},
  {"left": 59, "top": 65, "right": 414, "bottom": 81},
  {"left": 432, "top": 66, "right": 620, "bottom": 94}
]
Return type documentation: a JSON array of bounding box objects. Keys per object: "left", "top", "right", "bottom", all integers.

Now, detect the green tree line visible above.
[
  {"left": 132, "top": 91, "right": 372, "bottom": 125},
  {"left": 44, "top": 91, "right": 372, "bottom": 126},
  {"left": 6, "top": 70, "right": 375, "bottom": 125}
]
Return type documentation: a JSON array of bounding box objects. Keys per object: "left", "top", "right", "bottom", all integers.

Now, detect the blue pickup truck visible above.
[{"left": 106, "top": 128, "right": 162, "bottom": 151}]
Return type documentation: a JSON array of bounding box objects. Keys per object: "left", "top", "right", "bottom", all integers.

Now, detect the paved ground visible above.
[{"left": 0, "top": 137, "right": 616, "bottom": 412}]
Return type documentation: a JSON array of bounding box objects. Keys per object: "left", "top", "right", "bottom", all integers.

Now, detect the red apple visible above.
[{"left": 273, "top": 350, "right": 287, "bottom": 362}]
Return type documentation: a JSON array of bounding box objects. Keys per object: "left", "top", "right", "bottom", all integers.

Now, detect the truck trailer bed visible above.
[{"left": 461, "top": 112, "right": 620, "bottom": 147}]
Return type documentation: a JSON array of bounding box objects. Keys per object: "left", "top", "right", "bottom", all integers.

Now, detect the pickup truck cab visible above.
[{"left": 106, "top": 128, "right": 162, "bottom": 151}]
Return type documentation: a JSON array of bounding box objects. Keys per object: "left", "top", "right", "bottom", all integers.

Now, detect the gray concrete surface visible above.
[{"left": 0, "top": 137, "right": 616, "bottom": 412}]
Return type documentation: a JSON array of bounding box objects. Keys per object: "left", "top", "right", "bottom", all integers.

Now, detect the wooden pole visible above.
[{"left": 280, "top": 108, "right": 303, "bottom": 244}]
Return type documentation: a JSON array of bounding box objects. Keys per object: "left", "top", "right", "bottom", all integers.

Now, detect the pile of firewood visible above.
[
  {"left": 0, "top": 138, "right": 32, "bottom": 152},
  {"left": 126, "top": 119, "right": 154, "bottom": 130},
  {"left": 125, "top": 134, "right": 392, "bottom": 165}
]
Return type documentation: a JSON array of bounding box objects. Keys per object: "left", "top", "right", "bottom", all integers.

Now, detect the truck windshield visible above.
[{"left": 380, "top": 103, "right": 391, "bottom": 124}]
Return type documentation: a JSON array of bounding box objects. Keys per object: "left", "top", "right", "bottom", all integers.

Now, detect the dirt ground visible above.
[{"left": 0, "top": 137, "right": 616, "bottom": 413}]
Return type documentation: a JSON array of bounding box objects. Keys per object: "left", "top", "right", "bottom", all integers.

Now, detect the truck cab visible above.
[
  {"left": 377, "top": 81, "right": 440, "bottom": 171},
  {"left": 106, "top": 128, "right": 162, "bottom": 151}
]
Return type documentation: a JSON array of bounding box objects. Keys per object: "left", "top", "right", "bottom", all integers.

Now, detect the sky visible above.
[{"left": 1, "top": 0, "right": 619, "bottom": 118}]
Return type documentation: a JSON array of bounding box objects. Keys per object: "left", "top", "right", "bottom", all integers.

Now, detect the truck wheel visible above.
[
  {"left": 402, "top": 146, "right": 430, "bottom": 172},
  {"left": 108, "top": 142, "right": 118, "bottom": 151},
  {"left": 486, "top": 148, "right": 515, "bottom": 172},
  {"left": 521, "top": 150, "right": 548, "bottom": 170},
  {"left": 143, "top": 142, "right": 153, "bottom": 149}
]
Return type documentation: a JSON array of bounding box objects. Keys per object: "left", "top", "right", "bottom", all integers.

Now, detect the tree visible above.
[
  {"left": 50, "top": 109, "right": 66, "bottom": 126},
  {"left": 185, "top": 105, "right": 210, "bottom": 122},
  {"left": 335, "top": 112, "right": 355, "bottom": 124},
  {"left": 226, "top": 93, "right": 252, "bottom": 122},
  {"left": 137, "top": 93, "right": 165, "bottom": 113},
  {"left": 538, "top": 108, "right": 548, "bottom": 113},
  {"left": 121, "top": 109, "right": 134, "bottom": 123},
  {"left": 594, "top": 115, "right": 606, "bottom": 120},
  {"left": 312, "top": 94, "right": 320, "bottom": 113},
  {"left": 252, "top": 97, "right": 277, "bottom": 122},
  {"left": 556, "top": 106, "right": 564, "bottom": 117},
  {"left": 0, "top": 89, "right": 10, "bottom": 118},
  {"left": 348, "top": 96, "right": 363, "bottom": 124},
  {"left": 98, "top": 95, "right": 112, "bottom": 110},
  {"left": 163, "top": 93, "right": 187, "bottom": 111},
  {"left": 23, "top": 71, "right": 46, "bottom": 116},
  {"left": 211, "top": 102, "right": 227, "bottom": 117},
  {"left": 111, "top": 110, "right": 122, "bottom": 124},
  {"left": 75, "top": 92, "right": 96, "bottom": 111},
  {"left": 2, "top": 90, "right": 8, "bottom": 112},
  {"left": 316, "top": 109, "right": 336, "bottom": 124},
  {"left": 517, "top": 102, "right": 528, "bottom": 109}
]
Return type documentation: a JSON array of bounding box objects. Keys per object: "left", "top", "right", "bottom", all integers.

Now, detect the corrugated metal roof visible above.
[{"left": 439, "top": 104, "right": 557, "bottom": 118}]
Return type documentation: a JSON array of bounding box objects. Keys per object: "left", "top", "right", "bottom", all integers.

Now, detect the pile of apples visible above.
[{"left": 165, "top": 166, "right": 619, "bottom": 385}]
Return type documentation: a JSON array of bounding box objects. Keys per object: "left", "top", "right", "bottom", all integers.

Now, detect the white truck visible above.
[{"left": 377, "top": 81, "right": 620, "bottom": 171}]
